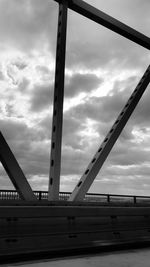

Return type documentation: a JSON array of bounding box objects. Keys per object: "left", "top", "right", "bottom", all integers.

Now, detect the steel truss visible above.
[{"left": 50, "top": 0, "right": 150, "bottom": 200}]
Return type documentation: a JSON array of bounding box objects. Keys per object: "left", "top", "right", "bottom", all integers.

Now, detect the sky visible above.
[{"left": 0, "top": 0, "right": 150, "bottom": 196}]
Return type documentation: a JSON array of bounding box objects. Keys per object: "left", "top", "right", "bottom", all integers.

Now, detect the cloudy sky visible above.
[{"left": 0, "top": 0, "right": 150, "bottom": 196}]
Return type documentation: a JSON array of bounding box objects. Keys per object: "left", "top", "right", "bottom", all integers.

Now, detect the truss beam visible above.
[
  {"left": 48, "top": 0, "right": 68, "bottom": 200},
  {"left": 0, "top": 132, "right": 36, "bottom": 201},
  {"left": 54, "top": 0, "right": 150, "bottom": 50},
  {"left": 69, "top": 65, "right": 150, "bottom": 201}
]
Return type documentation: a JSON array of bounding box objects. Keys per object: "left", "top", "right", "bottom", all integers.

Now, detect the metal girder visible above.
[
  {"left": 69, "top": 65, "right": 150, "bottom": 201},
  {"left": 1, "top": 205, "right": 150, "bottom": 218},
  {"left": 0, "top": 132, "right": 36, "bottom": 201},
  {"left": 48, "top": 0, "right": 68, "bottom": 200},
  {"left": 54, "top": 0, "right": 150, "bottom": 50},
  {"left": 2, "top": 205, "right": 150, "bottom": 256}
]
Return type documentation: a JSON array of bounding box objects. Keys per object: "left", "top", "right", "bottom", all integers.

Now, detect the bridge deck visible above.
[{"left": 4, "top": 247, "right": 150, "bottom": 267}]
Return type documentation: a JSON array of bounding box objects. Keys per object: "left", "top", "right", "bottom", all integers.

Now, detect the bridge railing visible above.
[{"left": 0, "top": 190, "right": 150, "bottom": 204}]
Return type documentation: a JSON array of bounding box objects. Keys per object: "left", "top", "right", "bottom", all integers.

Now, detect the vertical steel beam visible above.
[
  {"left": 0, "top": 131, "right": 36, "bottom": 201},
  {"left": 69, "top": 65, "right": 150, "bottom": 201},
  {"left": 48, "top": 1, "right": 68, "bottom": 200}
]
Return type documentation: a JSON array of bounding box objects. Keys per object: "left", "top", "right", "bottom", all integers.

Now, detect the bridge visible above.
[{"left": 0, "top": 0, "right": 150, "bottom": 261}]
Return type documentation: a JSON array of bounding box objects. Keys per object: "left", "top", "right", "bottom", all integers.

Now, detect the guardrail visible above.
[{"left": 0, "top": 189, "right": 150, "bottom": 204}]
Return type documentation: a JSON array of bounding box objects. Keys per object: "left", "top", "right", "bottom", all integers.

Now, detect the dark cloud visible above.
[
  {"left": 19, "top": 77, "right": 30, "bottom": 92},
  {"left": 108, "top": 142, "right": 150, "bottom": 167},
  {"left": 12, "top": 59, "right": 28, "bottom": 70},
  {"left": 1, "top": 119, "right": 31, "bottom": 142},
  {"left": 38, "top": 116, "right": 52, "bottom": 135},
  {"left": 0, "top": 70, "right": 4, "bottom": 80},
  {"left": 61, "top": 149, "right": 87, "bottom": 176},
  {"left": 0, "top": 0, "right": 58, "bottom": 52},
  {"left": 65, "top": 73, "right": 103, "bottom": 97},
  {"left": 63, "top": 115, "right": 83, "bottom": 149},
  {"left": 30, "top": 83, "right": 53, "bottom": 112},
  {"left": 131, "top": 84, "right": 150, "bottom": 125}
]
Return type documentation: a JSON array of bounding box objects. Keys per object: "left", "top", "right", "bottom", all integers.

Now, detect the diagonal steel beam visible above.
[
  {"left": 54, "top": 0, "right": 150, "bottom": 50},
  {"left": 0, "top": 131, "right": 37, "bottom": 201},
  {"left": 48, "top": 0, "right": 68, "bottom": 200},
  {"left": 69, "top": 65, "right": 150, "bottom": 201}
]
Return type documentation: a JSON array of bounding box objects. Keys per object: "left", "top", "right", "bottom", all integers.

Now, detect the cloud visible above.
[
  {"left": 65, "top": 73, "right": 103, "bottom": 97},
  {"left": 12, "top": 58, "right": 28, "bottom": 70},
  {"left": 18, "top": 77, "right": 30, "bottom": 92},
  {"left": 30, "top": 83, "right": 53, "bottom": 112},
  {"left": 62, "top": 115, "right": 82, "bottom": 149},
  {"left": 0, "top": 70, "right": 4, "bottom": 80},
  {"left": 131, "top": 84, "right": 150, "bottom": 125},
  {"left": 0, "top": 0, "right": 58, "bottom": 53},
  {"left": 36, "top": 65, "right": 50, "bottom": 76}
]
